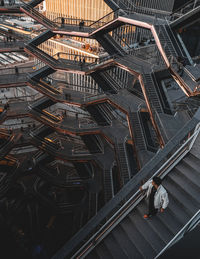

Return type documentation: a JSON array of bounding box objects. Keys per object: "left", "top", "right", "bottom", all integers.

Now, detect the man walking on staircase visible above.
[{"left": 139, "top": 176, "right": 169, "bottom": 219}]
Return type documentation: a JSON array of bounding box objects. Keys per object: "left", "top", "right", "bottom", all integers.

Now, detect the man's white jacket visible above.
[{"left": 141, "top": 180, "right": 169, "bottom": 209}]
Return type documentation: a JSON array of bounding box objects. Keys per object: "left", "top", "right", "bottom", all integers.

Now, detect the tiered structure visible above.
[{"left": 0, "top": 0, "right": 200, "bottom": 258}]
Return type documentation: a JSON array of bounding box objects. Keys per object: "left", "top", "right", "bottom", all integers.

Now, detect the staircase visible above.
[
  {"left": 28, "top": 29, "right": 56, "bottom": 46},
  {"left": 86, "top": 152, "right": 200, "bottom": 258},
  {"left": 25, "top": 44, "right": 59, "bottom": 67},
  {"left": 29, "top": 77, "right": 61, "bottom": 96},
  {"left": 29, "top": 97, "right": 60, "bottom": 124},
  {"left": 31, "top": 134, "right": 59, "bottom": 152},
  {"left": 91, "top": 71, "right": 118, "bottom": 94},
  {"left": 115, "top": 142, "right": 130, "bottom": 185},
  {"left": 95, "top": 33, "right": 127, "bottom": 56},
  {"left": 21, "top": 3, "right": 57, "bottom": 28},
  {"left": 33, "top": 151, "right": 53, "bottom": 165},
  {"left": 81, "top": 134, "right": 103, "bottom": 154},
  {"left": 31, "top": 125, "right": 55, "bottom": 138},
  {"left": 28, "top": 0, "right": 44, "bottom": 8},
  {"left": 30, "top": 96, "right": 56, "bottom": 110},
  {"left": 30, "top": 65, "right": 55, "bottom": 80},
  {"left": 171, "top": 4, "right": 200, "bottom": 30},
  {"left": 104, "top": 168, "right": 114, "bottom": 202},
  {"left": 103, "top": 0, "right": 121, "bottom": 10},
  {"left": 129, "top": 112, "right": 146, "bottom": 150},
  {"left": 154, "top": 25, "right": 178, "bottom": 59},
  {"left": 100, "top": 70, "right": 121, "bottom": 92},
  {"left": 86, "top": 104, "right": 112, "bottom": 126},
  {"left": 142, "top": 73, "right": 163, "bottom": 113}
]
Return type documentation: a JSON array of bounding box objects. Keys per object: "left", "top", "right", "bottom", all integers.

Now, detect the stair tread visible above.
[
  {"left": 141, "top": 196, "right": 182, "bottom": 236},
  {"left": 164, "top": 180, "right": 198, "bottom": 216},
  {"left": 167, "top": 174, "right": 200, "bottom": 207},
  {"left": 94, "top": 241, "right": 114, "bottom": 259},
  {"left": 86, "top": 249, "right": 101, "bottom": 259},
  {"left": 170, "top": 168, "right": 200, "bottom": 201},
  {"left": 175, "top": 163, "right": 200, "bottom": 188},
  {"left": 130, "top": 207, "right": 166, "bottom": 252},
  {"left": 111, "top": 225, "right": 143, "bottom": 259},
  {"left": 134, "top": 202, "right": 173, "bottom": 244},
  {"left": 183, "top": 154, "right": 200, "bottom": 172},
  {"left": 120, "top": 216, "right": 157, "bottom": 258},
  {"left": 103, "top": 234, "right": 129, "bottom": 259}
]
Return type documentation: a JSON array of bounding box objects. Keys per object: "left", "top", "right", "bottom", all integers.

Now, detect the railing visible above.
[
  {"left": 0, "top": 120, "right": 37, "bottom": 130},
  {"left": 89, "top": 9, "right": 119, "bottom": 30},
  {"left": 85, "top": 53, "right": 115, "bottom": 70},
  {"left": 0, "top": 93, "right": 41, "bottom": 104},
  {"left": 165, "top": 17, "right": 186, "bottom": 59},
  {"left": 21, "top": 1, "right": 56, "bottom": 28},
  {"left": 0, "top": 0, "right": 24, "bottom": 6},
  {"left": 112, "top": 31, "right": 130, "bottom": 51},
  {"left": 170, "top": 0, "right": 200, "bottom": 21},
  {"left": 52, "top": 110, "right": 200, "bottom": 259},
  {"left": 54, "top": 17, "right": 96, "bottom": 28},
  {"left": 128, "top": 44, "right": 164, "bottom": 65},
  {"left": 0, "top": 41, "right": 24, "bottom": 47},
  {"left": 29, "top": 48, "right": 104, "bottom": 68},
  {"left": 54, "top": 9, "right": 119, "bottom": 31},
  {"left": 27, "top": 44, "right": 59, "bottom": 65},
  {"left": 127, "top": 86, "right": 145, "bottom": 99},
  {"left": 55, "top": 52, "right": 98, "bottom": 64},
  {"left": 137, "top": 109, "right": 158, "bottom": 153},
  {"left": 73, "top": 122, "right": 200, "bottom": 258},
  {"left": 30, "top": 133, "right": 60, "bottom": 151},
  {"left": 121, "top": 5, "right": 171, "bottom": 18},
  {"left": 0, "top": 65, "right": 33, "bottom": 75},
  {"left": 77, "top": 117, "right": 98, "bottom": 129},
  {"left": 173, "top": 101, "right": 197, "bottom": 118},
  {"left": 72, "top": 142, "right": 90, "bottom": 155},
  {"left": 155, "top": 208, "right": 200, "bottom": 258}
]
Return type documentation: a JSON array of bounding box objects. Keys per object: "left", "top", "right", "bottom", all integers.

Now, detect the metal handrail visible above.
[
  {"left": 155, "top": 208, "right": 200, "bottom": 258},
  {"left": 1, "top": 0, "right": 24, "bottom": 6},
  {"left": 0, "top": 65, "right": 33, "bottom": 75},
  {"left": 72, "top": 122, "right": 200, "bottom": 258},
  {"left": 52, "top": 113, "right": 200, "bottom": 259},
  {"left": 112, "top": 31, "right": 130, "bottom": 51},
  {"left": 165, "top": 18, "right": 186, "bottom": 58},
  {"left": 170, "top": 0, "right": 200, "bottom": 21}
]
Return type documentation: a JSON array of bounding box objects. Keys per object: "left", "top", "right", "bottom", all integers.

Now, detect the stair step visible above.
[
  {"left": 183, "top": 153, "right": 200, "bottom": 172},
  {"left": 167, "top": 173, "right": 200, "bottom": 206},
  {"left": 155, "top": 204, "right": 183, "bottom": 235},
  {"left": 86, "top": 249, "right": 101, "bottom": 259},
  {"left": 103, "top": 234, "right": 129, "bottom": 259},
  {"left": 176, "top": 163, "right": 200, "bottom": 188},
  {"left": 130, "top": 207, "right": 166, "bottom": 252},
  {"left": 120, "top": 216, "right": 157, "bottom": 258},
  {"left": 94, "top": 241, "right": 114, "bottom": 259},
  {"left": 134, "top": 202, "right": 173, "bottom": 245},
  {"left": 171, "top": 167, "right": 200, "bottom": 198},
  {"left": 164, "top": 179, "right": 198, "bottom": 216},
  {"left": 111, "top": 225, "right": 142, "bottom": 258}
]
